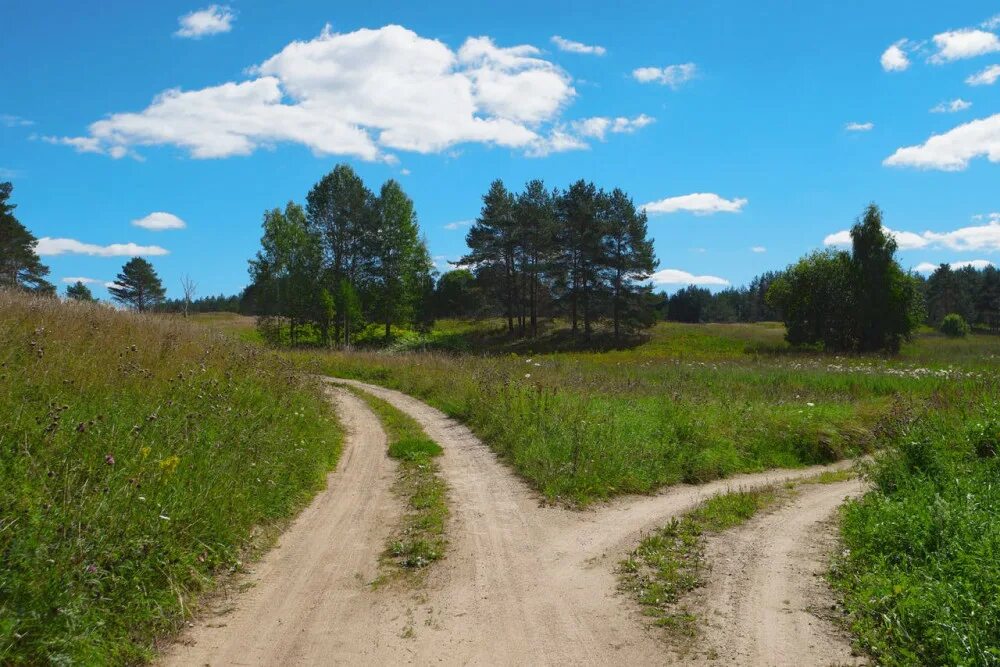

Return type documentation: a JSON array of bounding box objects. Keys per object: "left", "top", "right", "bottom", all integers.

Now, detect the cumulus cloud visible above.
[
  {"left": 649, "top": 268, "right": 729, "bottom": 286},
  {"left": 571, "top": 114, "right": 654, "bottom": 140},
  {"left": 845, "top": 121, "right": 874, "bottom": 131},
  {"left": 823, "top": 227, "right": 929, "bottom": 250},
  {"left": 132, "top": 211, "right": 186, "bottom": 230},
  {"left": 175, "top": 5, "right": 235, "bottom": 38},
  {"left": 550, "top": 35, "right": 605, "bottom": 56},
  {"left": 61, "top": 276, "right": 103, "bottom": 284},
  {"left": 825, "top": 217, "right": 1000, "bottom": 253},
  {"left": 642, "top": 192, "right": 748, "bottom": 216},
  {"left": 881, "top": 39, "right": 911, "bottom": 71},
  {"left": 751, "top": 246, "right": 767, "bottom": 253},
  {"left": 967, "top": 64, "right": 1000, "bottom": 86},
  {"left": 632, "top": 63, "right": 697, "bottom": 88},
  {"left": 931, "top": 98, "right": 972, "bottom": 113},
  {"left": 929, "top": 29, "right": 1000, "bottom": 63},
  {"left": 35, "top": 238, "right": 169, "bottom": 257},
  {"left": 914, "top": 259, "right": 994, "bottom": 272},
  {"left": 50, "top": 25, "right": 642, "bottom": 162},
  {"left": 884, "top": 113, "right": 1000, "bottom": 170}
]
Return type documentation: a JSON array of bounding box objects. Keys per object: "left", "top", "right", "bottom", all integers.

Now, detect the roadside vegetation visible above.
[
  {"left": 346, "top": 388, "right": 448, "bottom": 579},
  {"left": 833, "top": 406, "right": 1000, "bottom": 666},
  {"left": 0, "top": 292, "right": 341, "bottom": 664},
  {"left": 619, "top": 488, "right": 783, "bottom": 638}
]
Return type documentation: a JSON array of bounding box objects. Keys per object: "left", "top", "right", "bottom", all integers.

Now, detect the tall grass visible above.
[
  {"left": 833, "top": 406, "right": 1000, "bottom": 666},
  {"left": 0, "top": 293, "right": 341, "bottom": 664},
  {"left": 295, "top": 330, "right": 990, "bottom": 504}
]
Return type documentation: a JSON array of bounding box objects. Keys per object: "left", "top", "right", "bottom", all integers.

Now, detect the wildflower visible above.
[
  {"left": 806, "top": 402, "right": 815, "bottom": 407},
  {"left": 524, "top": 373, "right": 531, "bottom": 379},
  {"left": 85, "top": 564, "right": 97, "bottom": 574},
  {"left": 158, "top": 455, "right": 180, "bottom": 473},
  {"left": 141, "top": 446, "right": 151, "bottom": 459},
  {"left": 104, "top": 453, "right": 115, "bottom": 466}
]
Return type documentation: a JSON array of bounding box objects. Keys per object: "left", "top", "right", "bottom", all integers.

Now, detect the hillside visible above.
[{"left": 0, "top": 292, "right": 341, "bottom": 664}]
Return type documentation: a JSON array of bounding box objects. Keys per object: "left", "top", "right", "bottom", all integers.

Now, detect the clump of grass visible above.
[
  {"left": 346, "top": 388, "right": 448, "bottom": 577},
  {"left": 832, "top": 406, "right": 1000, "bottom": 666},
  {"left": 0, "top": 292, "right": 341, "bottom": 664},
  {"left": 619, "top": 488, "right": 782, "bottom": 639}
]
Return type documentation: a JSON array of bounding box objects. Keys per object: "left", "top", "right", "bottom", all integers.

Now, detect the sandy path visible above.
[
  {"left": 161, "top": 387, "right": 412, "bottom": 666},
  {"left": 691, "top": 480, "right": 866, "bottom": 666},
  {"left": 164, "top": 378, "right": 862, "bottom": 665}
]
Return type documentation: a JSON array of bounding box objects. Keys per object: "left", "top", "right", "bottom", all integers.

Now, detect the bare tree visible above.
[{"left": 180, "top": 274, "right": 197, "bottom": 317}]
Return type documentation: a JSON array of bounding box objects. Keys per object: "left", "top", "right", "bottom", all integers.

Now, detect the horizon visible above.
[{"left": 3, "top": 1, "right": 1000, "bottom": 300}]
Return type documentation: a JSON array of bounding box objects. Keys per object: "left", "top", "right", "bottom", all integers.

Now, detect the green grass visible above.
[
  {"left": 619, "top": 488, "right": 783, "bottom": 638},
  {"left": 346, "top": 388, "right": 448, "bottom": 575},
  {"left": 832, "top": 406, "right": 1000, "bottom": 666},
  {"left": 289, "top": 319, "right": 995, "bottom": 506},
  {"left": 0, "top": 293, "right": 341, "bottom": 665}
]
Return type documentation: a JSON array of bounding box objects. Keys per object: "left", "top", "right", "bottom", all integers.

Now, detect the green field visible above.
[
  {"left": 0, "top": 294, "right": 341, "bottom": 664},
  {"left": 294, "top": 319, "right": 997, "bottom": 506}
]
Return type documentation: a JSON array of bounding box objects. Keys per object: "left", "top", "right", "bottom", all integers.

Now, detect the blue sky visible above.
[{"left": 3, "top": 1, "right": 1000, "bottom": 299}]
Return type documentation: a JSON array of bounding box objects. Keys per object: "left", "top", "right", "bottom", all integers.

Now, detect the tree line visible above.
[
  {"left": 459, "top": 179, "right": 658, "bottom": 341},
  {"left": 244, "top": 165, "right": 433, "bottom": 345}
]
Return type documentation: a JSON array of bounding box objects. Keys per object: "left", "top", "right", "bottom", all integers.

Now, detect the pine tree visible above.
[
  {"left": 109, "top": 257, "right": 166, "bottom": 312},
  {"left": 461, "top": 180, "right": 519, "bottom": 334},
  {"left": 516, "top": 180, "right": 557, "bottom": 337},
  {"left": 604, "top": 188, "right": 657, "bottom": 340},
  {"left": 65, "top": 281, "right": 95, "bottom": 302},
  {"left": 0, "top": 181, "right": 55, "bottom": 295}
]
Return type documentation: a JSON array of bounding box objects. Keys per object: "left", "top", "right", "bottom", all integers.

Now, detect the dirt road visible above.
[
  {"left": 691, "top": 480, "right": 865, "bottom": 666},
  {"left": 164, "top": 379, "right": 862, "bottom": 666}
]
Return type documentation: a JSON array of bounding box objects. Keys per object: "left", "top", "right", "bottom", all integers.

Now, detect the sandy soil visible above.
[
  {"left": 163, "top": 378, "right": 863, "bottom": 666},
  {"left": 689, "top": 480, "right": 867, "bottom": 666}
]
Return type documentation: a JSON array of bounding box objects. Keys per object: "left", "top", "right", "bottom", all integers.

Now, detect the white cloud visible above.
[
  {"left": 571, "top": 114, "right": 654, "bottom": 140},
  {"left": 444, "top": 219, "right": 473, "bottom": 230},
  {"left": 52, "top": 25, "right": 625, "bottom": 161},
  {"left": 751, "top": 246, "right": 767, "bottom": 253},
  {"left": 1, "top": 114, "right": 34, "bottom": 127},
  {"left": 826, "top": 217, "right": 1000, "bottom": 253},
  {"left": 914, "top": 259, "right": 994, "bottom": 272},
  {"left": 175, "top": 5, "right": 235, "bottom": 39},
  {"left": 845, "top": 121, "right": 874, "bottom": 132},
  {"left": 61, "top": 276, "right": 103, "bottom": 284},
  {"left": 823, "top": 227, "right": 929, "bottom": 250},
  {"left": 985, "top": 15, "right": 1000, "bottom": 30},
  {"left": 400, "top": 168, "right": 411, "bottom": 175},
  {"left": 642, "top": 192, "right": 748, "bottom": 216},
  {"left": 649, "top": 268, "right": 729, "bottom": 286},
  {"left": 36, "top": 238, "right": 169, "bottom": 257},
  {"left": 930, "top": 29, "right": 1000, "bottom": 63},
  {"left": 966, "top": 64, "right": 1000, "bottom": 85},
  {"left": 551, "top": 35, "right": 605, "bottom": 56},
  {"left": 931, "top": 98, "right": 972, "bottom": 113},
  {"left": 132, "top": 211, "right": 186, "bottom": 230},
  {"left": 632, "top": 63, "right": 697, "bottom": 88},
  {"left": 881, "top": 39, "right": 911, "bottom": 71},
  {"left": 884, "top": 113, "right": 1000, "bottom": 170}
]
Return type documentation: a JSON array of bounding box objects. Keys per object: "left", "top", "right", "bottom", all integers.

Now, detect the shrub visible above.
[{"left": 940, "top": 313, "right": 970, "bottom": 338}]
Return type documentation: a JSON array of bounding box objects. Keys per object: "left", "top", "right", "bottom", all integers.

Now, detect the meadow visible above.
[
  {"left": 0, "top": 293, "right": 341, "bottom": 664},
  {"left": 293, "top": 319, "right": 997, "bottom": 506}
]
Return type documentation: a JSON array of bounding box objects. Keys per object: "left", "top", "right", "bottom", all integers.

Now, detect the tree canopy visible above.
[
  {"left": 0, "top": 181, "right": 54, "bottom": 295},
  {"left": 65, "top": 281, "right": 95, "bottom": 302},
  {"left": 108, "top": 257, "right": 166, "bottom": 312},
  {"left": 767, "top": 204, "right": 921, "bottom": 352}
]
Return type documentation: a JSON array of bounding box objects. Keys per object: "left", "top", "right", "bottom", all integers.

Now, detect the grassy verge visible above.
[
  {"left": 832, "top": 407, "right": 1000, "bottom": 666},
  {"left": 0, "top": 293, "right": 341, "bottom": 664},
  {"left": 618, "top": 487, "right": 783, "bottom": 638},
  {"left": 345, "top": 388, "right": 448, "bottom": 579}
]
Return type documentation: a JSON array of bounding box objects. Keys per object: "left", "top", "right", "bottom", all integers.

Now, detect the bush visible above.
[
  {"left": 834, "top": 409, "right": 1000, "bottom": 665},
  {"left": 940, "top": 313, "right": 970, "bottom": 338}
]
